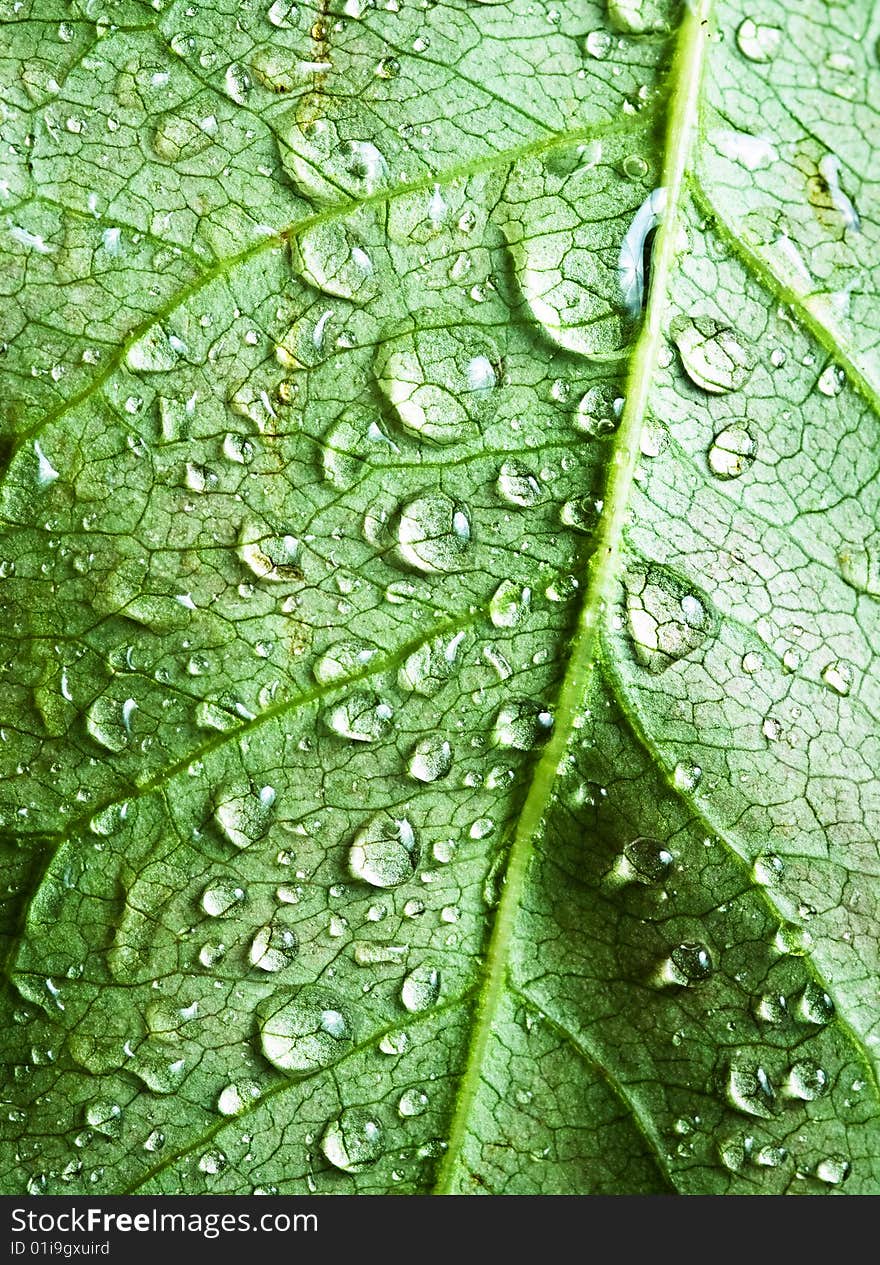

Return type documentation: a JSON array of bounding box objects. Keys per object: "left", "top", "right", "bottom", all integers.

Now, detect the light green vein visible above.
[{"left": 433, "top": 0, "right": 714, "bottom": 1195}]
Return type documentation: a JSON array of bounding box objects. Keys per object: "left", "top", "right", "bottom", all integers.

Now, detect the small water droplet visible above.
[
  {"left": 622, "top": 154, "right": 649, "bottom": 181},
  {"left": 313, "top": 640, "right": 377, "bottom": 686},
  {"left": 726, "top": 1064, "right": 777, "bottom": 1118},
  {"left": 741, "top": 650, "right": 763, "bottom": 674},
  {"left": 786, "top": 1061, "right": 828, "bottom": 1101},
  {"left": 143, "top": 1129, "right": 165, "bottom": 1152},
  {"left": 401, "top": 963, "right": 441, "bottom": 1013},
  {"left": 320, "top": 1108, "right": 384, "bottom": 1172},
  {"left": 489, "top": 579, "right": 530, "bottom": 628},
  {"left": 817, "top": 364, "right": 845, "bottom": 397},
  {"left": 762, "top": 715, "right": 783, "bottom": 743},
  {"left": 198, "top": 1149, "right": 227, "bottom": 1175},
  {"left": 752, "top": 852, "right": 784, "bottom": 885},
  {"left": 348, "top": 814, "right": 419, "bottom": 888},
  {"left": 398, "top": 632, "right": 465, "bottom": 696},
  {"left": 796, "top": 983, "right": 835, "bottom": 1025},
  {"left": 584, "top": 29, "right": 613, "bottom": 59},
  {"left": 611, "top": 836, "right": 673, "bottom": 884},
  {"left": 200, "top": 881, "right": 246, "bottom": 917},
  {"left": 659, "top": 942, "right": 713, "bottom": 986},
  {"left": 814, "top": 1155, "right": 850, "bottom": 1186},
  {"left": 258, "top": 987, "right": 355, "bottom": 1075},
  {"left": 214, "top": 787, "right": 274, "bottom": 850},
  {"left": 624, "top": 565, "right": 713, "bottom": 674}
]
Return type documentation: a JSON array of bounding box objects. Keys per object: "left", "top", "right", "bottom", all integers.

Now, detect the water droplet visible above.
[
  {"left": 612, "top": 836, "right": 673, "bottom": 884},
  {"left": 379, "top": 1031, "right": 409, "bottom": 1056},
  {"left": 786, "top": 1061, "right": 828, "bottom": 1101},
  {"left": 267, "top": 0, "right": 298, "bottom": 27},
  {"left": 325, "top": 692, "right": 393, "bottom": 743},
  {"left": 754, "top": 1145, "right": 788, "bottom": 1168},
  {"left": 809, "top": 154, "right": 860, "bottom": 233},
  {"left": 85, "top": 696, "right": 137, "bottom": 753},
  {"left": 735, "top": 18, "right": 781, "bottom": 63},
  {"left": 584, "top": 29, "right": 613, "bottom": 59},
  {"left": 762, "top": 715, "right": 783, "bottom": 743},
  {"left": 258, "top": 987, "right": 355, "bottom": 1075},
  {"left": 815, "top": 1155, "right": 850, "bottom": 1186},
  {"left": 313, "top": 640, "right": 377, "bottom": 686},
  {"left": 280, "top": 119, "right": 388, "bottom": 205},
  {"left": 821, "top": 660, "right": 852, "bottom": 697},
  {"left": 796, "top": 983, "right": 835, "bottom": 1025},
  {"left": 296, "top": 219, "right": 378, "bottom": 302},
  {"left": 198, "top": 1149, "right": 227, "bottom": 1175},
  {"left": 837, "top": 543, "right": 880, "bottom": 597},
  {"left": 726, "top": 1064, "right": 777, "bottom": 1118},
  {"left": 752, "top": 852, "right": 784, "bottom": 885},
  {"left": 622, "top": 154, "right": 649, "bottom": 181},
  {"left": 817, "top": 364, "right": 845, "bottom": 397},
  {"left": 152, "top": 112, "right": 216, "bottom": 163},
  {"left": 618, "top": 187, "right": 665, "bottom": 316},
  {"left": 200, "top": 882, "right": 246, "bottom": 917},
  {"left": 493, "top": 699, "right": 553, "bottom": 750},
  {"left": 320, "top": 1108, "right": 384, "bottom": 1172},
  {"left": 407, "top": 737, "right": 453, "bottom": 783},
  {"left": 496, "top": 461, "right": 542, "bottom": 508},
  {"left": 608, "top": 0, "right": 670, "bottom": 35},
  {"left": 660, "top": 942, "right": 713, "bottom": 986},
  {"left": 238, "top": 522, "right": 299, "bottom": 582},
  {"left": 741, "top": 650, "right": 763, "bottom": 674},
  {"left": 490, "top": 579, "right": 530, "bottom": 628},
  {"left": 398, "top": 1087, "right": 429, "bottom": 1118},
  {"left": 401, "top": 963, "right": 441, "bottom": 1013},
  {"left": 224, "top": 61, "right": 252, "bottom": 103},
  {"left": 774, "top": 922, "right": 812, "bottom": 956},
  {"left": 671, "top": 316, "right": 755, "bottom": 394},
  {"left": 214, "top": 787, "right": 274, "bottom": 850},
  {"left": 353, "top": 942, "right": 407, "bottom": 966},
  {"left": 376, "top": 326, "right": 498, "bottom": 446},
  {"left": 84, "top": 1100, "right": 123, "bottom": 1139},
  {"left": 198, "top": 941, "right": 226, "bottom": 968},
  {"left": 398, "top": 632, "right": 465, "bottom": 695},
  {"left": 348, "top": 814, "right": 419, "bottom": 888},
  {"left": 395, "top": 493, "right": 472, "bottom": 574},
  {"left": 249, "top": 924, "right": 299, "bottom": 972},
  {"left": 707, "top": 423, "right": 757, "bottom": 479},
  {"left": 755, "top": 992, "right": 788, "bottom": 1024},
  {"left": 217, "top": 1080, "right": 261, "bottom": 1116},
  {"left": 143, "top": 1129, "right": 165, "bottom": 1152},
  {"left": 624, "top": 565, "right": 713, "bottom": 674},
  {"left": 575, "top": 385, "right": 619, "bottom": 437}
]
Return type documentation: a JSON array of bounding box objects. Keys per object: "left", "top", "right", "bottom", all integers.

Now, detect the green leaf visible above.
[{"left": 1, "top": 0, "right": 878, "bottom": 1196}]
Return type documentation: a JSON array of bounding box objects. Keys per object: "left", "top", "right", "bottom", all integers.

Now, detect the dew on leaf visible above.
[
  {"left": 624, "top": 565, "right": 713, "bottom": 674},
  {"left": 618, "top": 187, "right": 665, "bottom": 317},
  {"left": 348, "top": 814, "right": 419, "bottom": 888},
  {"left": 394, "top": 493, "right": 472, "bottom": 574},
  {"left": 796, "top": 983, "right": 835, "bottom": 1025},
  {"left": 217, "top": 1081, "right": 261, "bottom": 1116},
  {"left": 249, "top": 924, "right": 299, "bottom": 972},
  {"left": 398, "top": 632, "right": 465, "bottom": 696},
  {"left": 85, "top": 696, "right": 137, "bottom": 753},
  {"left": 376, "top": 326, "right": 498, "bottom": 445},
  {"left": 84, "top": 1100, "right": 123, "bottom": 1139},
  {"left": 325, "top": 691, "right": 393, "bottom": 743},
  {"left": 612, "top": 836, "right": 673, "bottom": 884},
  {"left": 313, "top": 640, "right": 377, "bottom": 686},
  {"left": 398, "top": 1087, "right": 429, "bottom": 1118},
  {"left": 152, "top": 113, "right": 215, "bottom": 163},
  {"left": 496, "top": 460, "right": 542, "bottom": 508},
  {"left": 786, "top": 1061, "right": 828, "bottom": 1101},
  {"left": 143, "top": 1130, "right": 165, "bottom": 1152},
  {"left": 816, "top": 364, "right": 845, "bottom": 397},
  {"left": 198, "top": 1149, "right": 227, "bottom": 1175},
  {"left": 320, "top": 1108, "right": 384, "bottom": 1172},
  {"left": 379, "top": 1031, "right": 409, "bottom": 1056},
  {"left": 238, "top": 522, "right": 299, "bottom": 582},
  {"left": 735, "top": 18, "right": 781, "bottom": 63},
  {"left": 607, "top": 0, "right": 670, "bottom": 34},
  {"left": 836, "top": 543, "right": 880, "bottom": 597},
  {"left": 490, "top": 579, "right": 530, "bottom": 628},
  {"left": 257, "top": 987, "right": 355, "bottom": 1075},
  {"left": 755, "top": 992, "right": 788, "bottom": 1024},
  {"left": 575, "top": 385, "right": 619, "bottom": 436},
  {"left": 223, "top": 61, "right": 252, "bottom": 103},
  {"left": 584, "top": 30, "right": 613, "bottom": 59},
  {"left": 707, "top": 423, "right": 757, "bottom": 479},
  {"left": 659, "top": 941, "right": 713, "bottom": 986},
  {"left": 815, "top": 1155, "right": 851, "bottom": 1186},
  {"left": 407, "top": 737, "right": 453, "bottom": 783},
  {"left": 808, "top": 154, "right": 860, "bottom": 232},
  {"left": 726, "top": 1064, "right": 777, "bottom": 1118},
  {"left": 201, "top": 881, "right": 247, "bottom": 917},
  {"left": 752, "top": 852, "right": 784, "bottom": 885},
  {"left": 214, "top": 787, "right": 274, "bottom": 850},
  {"left": 401, "top": 963, "right": 441, "bottom": 1013},
  {"left": 296, "top": 219, "right": 378, "bottom": 302},
  {"left": 198, "top": 941, "right": 227, "bottom": 967},
  {"left": 821, "top": 660, "right": 852, "bottom": 696},
  {"left": 671, "top": 315, "right": 755, "bottom": 394},
  {"left": 493, "top": 699, "right": 553, "bottom": 750},
  {"left": 267, "top": 0, "right": 298, "bottom": 27},
  {"left": 622, "top": 154, "right": 649, "bottom": 181}
]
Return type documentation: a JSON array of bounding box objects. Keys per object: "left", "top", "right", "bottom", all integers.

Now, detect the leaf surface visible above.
[{"left": 1, "top": 0, "right": 878, "bottom": 1195}]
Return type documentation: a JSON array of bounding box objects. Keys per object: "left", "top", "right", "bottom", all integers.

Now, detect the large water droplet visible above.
[
  {"left": 320, "top": 1108, "right": 384, "bottom": 1172},
  {"left": 257, "top": 987, "right": 355, "bottom": 1075},
  {"left": 395, "top": 493, "right": 471, "bottom": 574},
  {"left": 660, "top": 941, "right": 713, "bottom": 986},
  {"left": 493, "top": 699, "right": 553, "bottom": 750},
  {"left": 238, "top": 522, "right": 299, "bottom": 582},
  {"left": 624, "top": 565, "right": 713, "bottom": 674},
  {"left": 296, "top": 217, "right": 378, "bottom": 302},
  {"left": 611, "top": 836, "right": 673, "bottom": 884},
  {"left": 489, "top": 579, "right": 530, "bottom": 629},
  {"left": 670, "top": 316, "right": 755, "bottom": 394},
  {"left": 375, "top": 326, "right": 499, "bottom": 446},
  {"left": 348, "top": 815, "right": 419, "bottom": 888},
  {"left": 618, "top": 187, "right": 665, "bottom": 317},
  {"left": 707, "top": 423, "right": 757, "bottom": 479},
  {"left": 726, "top": 1064, "right": 777, "bottom": 1118},
  {"left": 398, "top": 1086, "right": 430, "bottom": 1118},
  {"left": 401, "top": 963, "right": 441, "bottom": 1013},
  {"left": 407, "top": 737, "right": 453, "bottom": 783},
  {"left": 200, "top": 881, "right": 247, "bottom": 917},
  {"left": 786, "top": 1061, "right": 828, "bottom": 1101},
  {"left": 85, "top": 696, "right": 137, "bottom": 752},
  {"left": 325, "top": 692, "right": 393, "bottom": 743},
  {"left": 796, "top": 983, "right": 835, "bottom": 1025},
  {"left": 249, "top": 924, "right": 299, "bottom": 972},
  {"left": 279, "top": 118, "right": 388, "bottom": 204},
  {"left": 319, "top": 410, "right": 397, "bottom": 489},
  {"left": 217, "top": 1080, "right": 261, "bottom": 1116},
  {"left": 814, "top": 1155, "right": 851, "bottom": 1186},
  {"left": 821, "top": 660, "right": 852, "bottom": 697}
]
